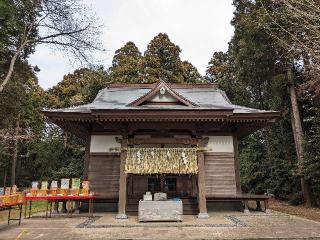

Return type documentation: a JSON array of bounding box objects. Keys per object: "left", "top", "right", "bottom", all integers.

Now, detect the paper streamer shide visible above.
[{"left": 124, "top": 148, "right": 199, "bottom": 174}]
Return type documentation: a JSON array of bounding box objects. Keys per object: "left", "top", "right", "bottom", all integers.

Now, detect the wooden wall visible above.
[
  {"left": 204, "top": 152, "right": 237, "bottom": 196},
  {"left": 127, "top": 175, "right": 197, "bottom": 198},
  {"left": 88, "top": 153, "right": 120, "bottom": 198},
  {"left": 88, "top": 147, "right": 238, "bottom": 199}
]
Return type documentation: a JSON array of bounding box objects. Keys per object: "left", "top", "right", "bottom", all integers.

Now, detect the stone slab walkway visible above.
[{"left": 0, "top": 210, "right": 320, "bottom": 239}]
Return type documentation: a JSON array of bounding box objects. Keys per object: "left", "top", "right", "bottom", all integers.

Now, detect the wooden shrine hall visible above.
[{"left": 43, "top": 80, "right": 280, "bottom": 219}]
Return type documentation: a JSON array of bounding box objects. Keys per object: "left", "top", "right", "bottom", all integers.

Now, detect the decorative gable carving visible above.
[{"left": 128, "top": 80, "right": 198, "bottom": 107}]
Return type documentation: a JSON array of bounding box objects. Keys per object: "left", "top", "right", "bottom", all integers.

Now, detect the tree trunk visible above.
[
  {"left": 287, "top": 67, "right": 312, "bottom": 207},
  {"left": 63, "top": 132, "right": 68, "bottom": 148},
  {"left": 11, "top": 122, "right": 19, "bottom": 185},
  {"left": 3, "top": 167, "right": 7, "bottom": 188},
  {"left": 290, "top": 110, "right": 299, "bottom": 164},
  {"left": 0, "top": 42, "right": 27, "bottom": 92}
]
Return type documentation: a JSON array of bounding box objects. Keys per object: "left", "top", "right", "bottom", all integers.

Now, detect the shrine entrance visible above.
[
  {"left": 147, "top": 176, "right": 177, "bottom": 195},
  {"left": 127, "top": 174, "right": 198, "bottom": 198},
  {"left": 115, "top": 137, "right": 208, "bottom": 219},
  {"left": 126, "top": 174, "right": 198, "bottom": 214}
]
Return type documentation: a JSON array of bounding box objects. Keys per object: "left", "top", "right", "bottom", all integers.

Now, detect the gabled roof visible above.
[
  {"left": 43, "top": 80, "right": 281, "bottom": 126},
  {"left": 43, "top": 80, "right": 278, "bottom": 114},
  {"left": 128, "top": 80, "right": 198, "bottom": 107},
  {"left": 43, "top": 81, "right": 281, "bottom": 139}
]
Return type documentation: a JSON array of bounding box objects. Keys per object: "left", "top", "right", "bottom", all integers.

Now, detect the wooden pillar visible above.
[
  {"left": 233, "top": 135, "right": 242, "bottom": 195},
  {"left": 116, "top": 137, "right": 128, "bottom": 219},
  {"left": 83, "top": 135, "right": 91, "bottom": 180},
  {"left": 197, "top": 149, "right": 209, "bottom": 219}
]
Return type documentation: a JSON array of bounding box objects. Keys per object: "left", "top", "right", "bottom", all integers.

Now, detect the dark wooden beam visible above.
[
  {"left": 49, "top": 119, "right": 90, "bottom": 140},
  {"left": 128, "top": 137, "right": 199, "bottom": 145},
  {"left": 83, "top": 135, "right": 91, "bottom": 179},
  {"left": 93, "top": 110, "right": 233, "bottom": 121}
]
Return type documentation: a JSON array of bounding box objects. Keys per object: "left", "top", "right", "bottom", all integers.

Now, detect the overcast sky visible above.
[{"left": 29, "top": 0, "right": 235, "bottom": 90}]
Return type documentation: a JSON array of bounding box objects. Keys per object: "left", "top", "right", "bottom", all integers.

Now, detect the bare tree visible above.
[
  {"left": 259, "top": 0, "right": 320, "bottom": 63},
  {"left": 258, "top": 0, "right": 320, "bottom": 207},
  {"left": 0, "top": 125, "right": 35, "bottom": 185},
  {"left": 0, "top": 0, "right": 102, "bottom": 92},
  {"left": 259, "top": 0, "right": 320, "bottom": 97}
]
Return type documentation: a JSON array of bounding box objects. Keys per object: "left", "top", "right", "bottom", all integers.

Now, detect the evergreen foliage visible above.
[
  {"left": 143, "top": 33, "right": 185, "bottom": 83},
  {"left": 182, "top": 61, "right": 204, "bottom": 83},
  {"left": 108, "top": 42, "right": 143, "bottom": 83},
  {"left": 45, "top": 67, "right": 109, "bottom": 108},
  {"left": 206, "top": 0, "right": 320, "bottom": 205},
  {"left": 107, "top": 33, "right": 203, "bottom": 84}
]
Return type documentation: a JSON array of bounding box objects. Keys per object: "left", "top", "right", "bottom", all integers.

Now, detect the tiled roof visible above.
[{"left": 44, "top": 84, "right": 277, "bottom": 114}]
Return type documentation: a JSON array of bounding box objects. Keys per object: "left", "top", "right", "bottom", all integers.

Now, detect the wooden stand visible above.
[
  {"left": 2, "top": 203, "right": 23, "bottom": 225},
  {"left": 25, "top": 195, "right": 95, "bottom": 219}
]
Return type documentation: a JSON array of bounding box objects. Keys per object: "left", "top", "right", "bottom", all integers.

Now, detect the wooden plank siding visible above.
[
  {"left": 204, "top": 152, "right": 237, "bottom": 196},
  {"left": 88, "top": 151, "right": 237, "bottom": 199},
  {"left": 88, "top": 153, "right": 120, "bottom": 198}
]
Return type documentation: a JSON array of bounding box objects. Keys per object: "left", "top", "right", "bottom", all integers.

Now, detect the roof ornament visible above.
[{"left": 160, "top": 87, "right": 166, "bottom": 95}]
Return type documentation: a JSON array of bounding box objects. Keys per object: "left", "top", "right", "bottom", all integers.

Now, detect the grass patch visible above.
[{"left": 0, "top": 200, "right": 47, "bottom": 223}]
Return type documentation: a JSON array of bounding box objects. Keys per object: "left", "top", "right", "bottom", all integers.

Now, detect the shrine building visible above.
[{"left": 43, "top": 80, "right": 280, "bottom": 219}]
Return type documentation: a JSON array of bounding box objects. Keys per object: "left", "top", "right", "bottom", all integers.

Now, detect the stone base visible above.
[
  {"left": 115, "top": 213, "right": 128, "bottom": 219},
  {"left": 197, "top": 212, "right": 209, "bottom": 219},
  {"left": 244, "top": 209, "right": 250, "bottom": 214},
  {"left": 138, "top": 200, "right": 183, "bottom": 222}
]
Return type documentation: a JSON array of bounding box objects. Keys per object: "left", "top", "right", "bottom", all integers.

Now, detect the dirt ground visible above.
[
  {"left": 269, "top": 198, "right": 320, "bottom": 222},
  {"left": 1, "top": 200, "right": 320, "bottom": 239},
  {"left": 1, "top": 210, "right": 320, "bottom": 240}
]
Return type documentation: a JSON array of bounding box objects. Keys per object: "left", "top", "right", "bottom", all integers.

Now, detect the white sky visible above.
[{"left": 29, "top": 0, "right": 235, "bottom": 90}]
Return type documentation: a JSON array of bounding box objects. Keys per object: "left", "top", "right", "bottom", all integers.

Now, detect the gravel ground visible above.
[{"left": 0, "top": 210, "right": 320, "bottom": 239}]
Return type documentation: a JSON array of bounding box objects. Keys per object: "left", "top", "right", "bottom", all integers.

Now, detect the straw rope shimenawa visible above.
[{"left": 124, "top": 148, "right": 201, "bottom": 174}]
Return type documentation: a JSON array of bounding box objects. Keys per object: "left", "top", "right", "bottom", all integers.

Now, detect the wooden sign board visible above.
[
  {"left": 81, "top": 181, "right": 90, "bottom": 196},
  {"left": 11, "top": 185, "right": 17, "bottom": 194},
  {"left": 82, "top": 181, "right": 90, "bottom": 189},
  {"left": 61, "top": 179, "right": 70, "bottom": 189},
  {"left": 51, "top": 181, "right": 58, "bottom": 189},
  {"left": 5, "top": 187, "right": 11, "bottom": 195},
  {"left": 71, "top": 178, "right": 81, "bottom": 189},
  {"left": 31, "top": 181, "right": 39, "bottom": 190},
  {"left": 41, "top": 181, "right": 48, "bottom": 190}
]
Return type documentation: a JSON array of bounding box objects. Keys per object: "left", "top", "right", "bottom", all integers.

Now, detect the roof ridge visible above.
[
  {"left": 216, "top": 89, "right": 233, "bottom": 104},
  {"left": 106, "top": 82, "right": 217, "bottom": 89}
]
